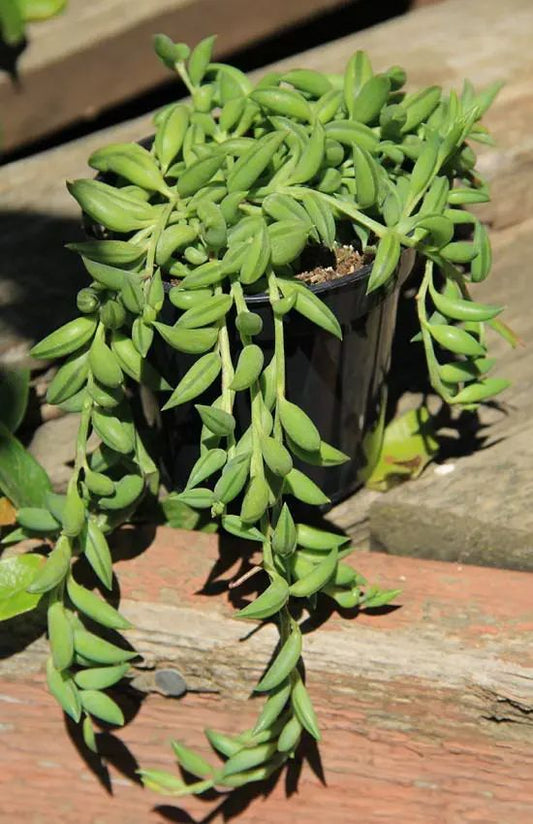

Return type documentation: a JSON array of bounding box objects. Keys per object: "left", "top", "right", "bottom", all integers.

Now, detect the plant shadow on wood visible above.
[
  {"left": 64, "top": 694, "right": 145, "bottom": 796},
  {"left": 0, "top": 211, "right": 88, "bottom": 349},
  {"left": 0, "top": 38, "right": 25, "bottom": 85},
  {"left": 0, "top": 583, "right": 47, "bottom": 658}
]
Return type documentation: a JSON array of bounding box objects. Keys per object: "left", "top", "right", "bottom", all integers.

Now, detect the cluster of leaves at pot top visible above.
[{"left": 3, "top": 34, "right": 512, "bottom": 796}]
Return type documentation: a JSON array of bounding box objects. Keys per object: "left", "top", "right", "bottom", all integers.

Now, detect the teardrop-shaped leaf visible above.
[
  {"left": 278, "top": 399, "right": 320, "bottom": 453},
  {"left": 406, "top": 138, "right": 440, "bottom": 210},
  {"left": 240, "top": 222, "right": 271, "bottom": 285},
  {"left": 26, "top": 535, "right": 71, "bottom": 594},
  {"left": 177, "top": 154, "right": 224, "bottom": 198},
  {"left": 428, "top": 323, "right": 485, "bottom": 357},
  {"left": 299, "top": 191, "right": 336, "bottom": 248},
  {"left": 175, "top": 488, "right": 215, "bottom": 509},
  {"left": 271, "top": 504, "right": 297, "bottom": 557},
  {"left": 289, "top": 546, "right": 338, "bottom": 598},
  {"left": 195, "top": 405, "right": 236, "bottom": 436},
  {"left": 236, "top": 577, "right": 289, "bottom": 620},
  {"left": 186, "top": 448, "right": 227, "bottom": 489},
  {"left": 291, "top": 670, "right": 320, "bottom": 740},
  {"left": 188, "top": 35, "right": 216, "bottom": 85},
  {"left": 296, "top": 523, "right": 349, "bottom": 551},
  {"left": 153, "top": 322, "right": 219, "bottom": 354},
  {"left": 343, "top": 50, "right": 373, "bottom": 118},
  {"left": 353, "top": 143, "right": 379, "bottom": 209},
  {"left": 352, "top": 74, "right": 390, "bottom": 125},
  {"left": 441, "top": 241, "right": 479, "bottom": 264},
  {"left": 367, "top": 232, "right": 401, "bottom": 293},
  {"left": 260, "top": 437, "right": 293, "bottom": 478},
  {"left": 214, "top": 452, "right": 251, "bottom": 504},
  {"left": 89, "top": 143, "right": 167, "bottom": 194},
  {"left": 430, "top": 283, "right": 502, "bottom": 322},
  {"left": 230, "top": 345, "right": 264, "bottom": 392},
  {"left": 31, "top": 316, "right": 97, "bottom": 361},
  {"left": 221, "top": 515, "right": 265, "bottom": 542},
  {"left": 251, "top": 88, "right": 311, "bottom": 121},
  {"left": 255, "top": 625, "right": 302, "bottom": 692},
  {"left": 240, "top": 476, "right": 270, "bottom": 524},
  {"left": 470, "top": 220, "right": 492, "bottom": 282},
  {"left": 177, "top": 294, "right": 233, "bottom": 329},
  {"left": 450, "top": 378, "right": 510, "bottom": 405},
  {"left": 284, "top": 468, "right": 329, "bottom": 505},
  {"left": 278, "top": 280, "right": 341, "bottom": 339},
  {"left": 67, "top": 179, "right": 156, "bottom": 233},
  {"left": 227, "top": 131, "right": 287, "bottom": 193},
  {"left": 162, "top": 353, "right": 221, "bottom": 410},
  {"left": 80, "top": 689, "right": 124, "bottom": 726},
  {"left": 267, "top": 221, "right": 309, "bottom": 266}
]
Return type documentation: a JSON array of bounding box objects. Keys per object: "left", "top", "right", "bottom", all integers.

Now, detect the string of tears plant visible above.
[{"left": 6, "top": 34, "right": 513, "bottom": 795}]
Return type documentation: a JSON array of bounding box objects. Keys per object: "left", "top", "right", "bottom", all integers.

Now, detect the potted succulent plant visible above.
[{"left": 1, "top": 34, "right": 511, "bottom": 798}]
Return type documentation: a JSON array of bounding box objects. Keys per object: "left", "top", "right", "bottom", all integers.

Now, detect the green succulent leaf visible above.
[
  {"left": 236, "top": 576, "right": 289, "bottom": 620},
  {"left": 278, "top": 280, "right": 342, "bottom": 338},
  {"left": 163, "top": 353, "right": 222, "bottom": 410}
]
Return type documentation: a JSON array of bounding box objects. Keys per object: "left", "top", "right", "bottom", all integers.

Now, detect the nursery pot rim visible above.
[
  {"left": 163, "top": 250, "right": 415, "bottom": 306},
  {"left": 244, "top": 260, "right": 374, "bottom": 305},
  {"left": 163, "top": 261, "right": 374, "bottom": 299}
]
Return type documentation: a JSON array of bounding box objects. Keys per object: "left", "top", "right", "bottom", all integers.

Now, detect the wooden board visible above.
[
  {"left": 1, "top": 526, "right": 532, "bottom": 823},
  {"left": 0, "top": 0, "right": 351, "bottom": 153}
]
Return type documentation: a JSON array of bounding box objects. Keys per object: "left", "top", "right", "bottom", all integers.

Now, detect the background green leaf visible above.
[
  {"left": 0, "top": 554, "right": 45, "bottom": 620},
  {"left": 364, "top": 407, "right": 438, "bottom": 491},
  {"left": 0, "top": 421, "right": 52, "bottom": 508},
  {"left": 0, "top": 367, "right": 30, "bottom": 433}
]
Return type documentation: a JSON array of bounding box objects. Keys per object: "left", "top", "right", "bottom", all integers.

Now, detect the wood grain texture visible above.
[
  {"left": 0, "top": 0, "right": 351, "bottom": 152},
  {"left": 1, "top": 526, "right": 532, "bottom": 823}
]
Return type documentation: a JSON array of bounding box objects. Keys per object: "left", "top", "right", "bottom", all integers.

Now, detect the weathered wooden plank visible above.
[
  {"left": 0, "top": 0, "right": 351, "bottom": 153},
  {"left": 2, "top": 674, "right": 531, "bottom": 824},
  {"left": 3, "top": 527, "right": 532, "bottom": 716},
  {"left": 1, "top": 526, "right": 532, "bottom": 822}
]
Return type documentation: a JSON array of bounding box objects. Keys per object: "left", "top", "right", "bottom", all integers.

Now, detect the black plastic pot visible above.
[
  {"left": 155, "top": 250, "right": 415, "bottom": 507},
  {"left": 85, "top": 147, "right": 414, "bottom": 506}
]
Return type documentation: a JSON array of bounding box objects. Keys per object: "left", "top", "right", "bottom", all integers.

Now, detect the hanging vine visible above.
[{"left": 3, "top": 34, "right": 512, "bottom": 795}]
